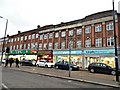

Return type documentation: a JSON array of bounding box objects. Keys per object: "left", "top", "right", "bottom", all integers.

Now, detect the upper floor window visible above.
[
  {"left": 106, "top": 22, "right": 113, "bottom": 30},
  {"left": 55, "top": 32, "right": 59, "bottom": 38},
  {"left": 76, "top": 40, "right": 82, "bottom": 48},
  {"left": 28, "top": 43, "right": 30, "bottom": 49},
  {"left": 48, "top": 42, "right": 52, "bottom": 49},
  {"left": 14, "top": 38, "right": 16, "bottom": 42},
  {"left": 61, "top": 31, "right": 66, "bottom": 37},
  {"left": 69, "top": 30, "right": 73, "bottom": 36},
  {"left": 36, "top": 34, "right": 38, "bottom": 38},
  {"left": 49, "top": 33, "right": 53, "bottom": 39},
  {"left": 44, "top": 34, "right": 48, "bottom": 39},
  {"left": 25, "top": 36, "right": 27, "bottom": 40},
  {"left": 32, "top": 34, "right": 35, "bottom": 39},
  {"left": 21, "top": 36, "right": 23, "bottom": 41},
  {"left": 24, "top": 44, "right": 26, "bottom": 49},
  {"left": 68, "top": 41, "right": 73, "bottom": 49},
  {"left": 95, "top": 38, "right": 102, "bottom": 47},
  {"left": 95, "top": 24, "right": 102, "bottom": 32},
  {"left": 54, "top": 42, "right": 58, "bottom": 49},
  {"left": 61, "top": 41, "right": 65, "bottom": 49},
  {"left": 77, "top": 29, "right": 82, "bottom": 35},
  {"left": 39, "top": 43, "right": 42, "bottom": 49},
  {"left": 20, "top": 44, "right": 22, "bottom": 49},
  {"left": 85, "top": 39, "right": 91, "bottom": 47},
  {"left": 107, "top": 37, "right": 114, "bottom": 46},
  {"left": 29, "top": 35, "right": 31, "bottom": 40},
  {"left": 43, "top": 43, "right": 47, "bottom": 49},
  {"left": 85, "top": 26, "right": 91, "bottom": 34},
  {"left": 16, "top": 45, "right": 18, "bottom": 49},
  {"left": 40, "top": 35, "right": 43, "bottom": 40},
  {"left": 11, "top": 38, "right": 13, "bottom": 42}
]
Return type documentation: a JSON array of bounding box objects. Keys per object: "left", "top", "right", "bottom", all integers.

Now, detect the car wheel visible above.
[
  {"left": 55, "top": 66, "right": 58, "bottom": 69},
  {"left": 45, "top": 65, "right": 48, "bottom": 68},
  {"left": 90, "top": 69, "right": 94, "bottom": 73},
  {"left": 111, "top": 71, "right": 116, "bottom": 75}
]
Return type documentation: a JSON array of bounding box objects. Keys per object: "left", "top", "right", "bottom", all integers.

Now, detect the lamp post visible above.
[
  {"left": 112, "top": 0, "right": 119, "bottom": 82},
  {"left": 0, "top": 16, "right": 8, "bottom": 65}
]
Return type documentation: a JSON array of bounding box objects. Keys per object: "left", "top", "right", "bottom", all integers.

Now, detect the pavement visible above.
[{"left": 2, "top": 64, "right": 120, "bottom": 88}]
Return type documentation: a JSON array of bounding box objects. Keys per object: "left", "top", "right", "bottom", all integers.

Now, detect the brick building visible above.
[{"left": 0, "top": 10, "right": 120, "bottom": 69}]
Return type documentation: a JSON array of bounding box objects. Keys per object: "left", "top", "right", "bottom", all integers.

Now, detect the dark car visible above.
[
  {"left": 20, "top": 60, "right": 34, "bottom": 66},
  {"left": 88, "top": 63, "right": 120, "bottom": 75},
  {"left": 54, "top": 61, "right": 79, "bottom": 71}
]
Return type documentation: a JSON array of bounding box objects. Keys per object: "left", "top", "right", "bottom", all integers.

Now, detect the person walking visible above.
[
  {"left": 5, "top": 59, "right": 9, "bottom": 67},
  {"left": 9, "top": 58, "right": 14, "bottom": 67},
  {"left": 15, "top": 58, "right": 19, "bottom": 68}
]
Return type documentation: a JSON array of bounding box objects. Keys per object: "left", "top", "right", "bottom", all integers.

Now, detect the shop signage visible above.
[
  {"left": 10, "top": 50, "right": 31, "bottom": 54},
  {"left": 84, "top": 49, "right": 115, "bottom": 54},
  {"left": 53, "top": 50, "right": 82, "bottom": 55}
]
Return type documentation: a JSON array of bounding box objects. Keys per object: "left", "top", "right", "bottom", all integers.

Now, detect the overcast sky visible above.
[{"left": 0, "top": 0, "right": 120, "bottom": 38}]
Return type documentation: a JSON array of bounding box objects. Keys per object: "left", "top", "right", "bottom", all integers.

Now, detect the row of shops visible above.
[{"left": 1, "top": 48, "right": 120, "bottom": 69}]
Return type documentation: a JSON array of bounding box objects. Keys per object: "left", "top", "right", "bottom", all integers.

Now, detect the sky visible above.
[{"left": 0, "top": 0, "right": 120, "bottom": 38}]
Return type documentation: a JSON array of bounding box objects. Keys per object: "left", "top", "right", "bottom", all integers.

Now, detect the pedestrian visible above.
[
  {"left": 9, "top": 58, "right": 14, "bottom": 67},
  {"left": 15, "top": 58, "right": 19, "bottom": 68},
  {"left": 5, "top": 59, "right": 9, "bottom": 67}
]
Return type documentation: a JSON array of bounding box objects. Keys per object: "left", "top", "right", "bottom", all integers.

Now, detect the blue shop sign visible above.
[
  {"left": 53, "top": 50, "right": 82, "bottom": 55},
  {"left": 84, "top": 49, "right": 115, "bottom": 54}
]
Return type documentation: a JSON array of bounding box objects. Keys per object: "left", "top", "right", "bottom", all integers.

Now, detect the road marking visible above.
[{"left": 2, "top": 83, "right": 9, "bottom": 90}]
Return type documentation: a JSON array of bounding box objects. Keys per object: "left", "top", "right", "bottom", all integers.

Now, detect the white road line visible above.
[{"left": 2, "top": 83, "right": 9, "bottom": 90}]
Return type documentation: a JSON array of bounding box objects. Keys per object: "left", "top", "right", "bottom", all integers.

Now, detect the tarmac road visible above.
[{"left": 2, "top": 67, "right": 113, "bottom": 89}]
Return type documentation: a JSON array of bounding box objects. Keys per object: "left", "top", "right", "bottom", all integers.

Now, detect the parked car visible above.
[
  {"left": 88, "top": 63, "right": 120, "bottom": 75},
  {"left": 54, "top": 61, "right": 79, "bottom": 71},
  {"left": 20, "top": 60, "right": 34, "bottom": 66},
  {"left": 36, "top": 60, "right": 54, "bottom": 68}
]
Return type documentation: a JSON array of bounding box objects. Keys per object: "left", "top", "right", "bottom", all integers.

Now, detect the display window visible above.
[
  {"left": 100, "top": 57, "right": 115, "bottom": 68},
  {"left": 53, "top": 56, "right": 83, "bottom": 68}
]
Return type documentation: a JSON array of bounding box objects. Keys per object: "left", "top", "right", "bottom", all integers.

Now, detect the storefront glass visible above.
[{"left": 53, "top": 55, "right": 83, "bottom": 68}]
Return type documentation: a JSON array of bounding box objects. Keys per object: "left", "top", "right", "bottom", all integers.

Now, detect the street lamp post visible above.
[
  {"left": 112, "top": 0, "right": 119, "bottom": 82},
  {"left": 0, "top": 16, "right": 8, "bottom": 65}
]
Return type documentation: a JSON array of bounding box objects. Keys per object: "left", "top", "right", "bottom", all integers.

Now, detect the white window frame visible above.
[
  {"left": 85, "top": 39, "right": 91, "bottom": 47},
  {"left": 85, "top": 26, "right": 91, "bottom": 34},
  {"left": 61, "top": 31, "right": 66, "bottom": 37},
  {"left": 106, "top": 22, "right": 113, "bottom": 30},
  {"left": 107, "top": 37, "right": 114, "bottom": 46},
  {"left": 49, "top": 33, "right": 53, "bottom": 39},
  {"left": 55, "top": 32, "right": 59, "bottom": 38},
  {"left": 54, "top": 42, "right": 58, "bottom": 49},
  {"left": 61, "top": 41, "right": 65, "bottom": 49},
  {"left": 95, "top": 24, "right": 102, "bottom": 32},
  {"left": 76, "top": 40, "right": 82, "bottom": 48},
  {"left": 95, "top": 38, "right": 102, "bottom": 47},
  {"left": 77, "top": 29, "right": 82, "bottom": 35},
  {"left": 69, "top": 30, "right": 73, "bottom": 36}
]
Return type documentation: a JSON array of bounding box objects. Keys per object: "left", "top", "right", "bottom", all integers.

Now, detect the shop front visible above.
[
  {"left": 9, "top": 49, "right": 37, "bottom": 61},
  {"left": 84, "top": 49, "right": 115, "bottom": 69},
  {"left": 53, "top": 50, "right": 83, "bottom": 68},
  {"left": 37, "top": 50, "right": 53, "bottom": 62}
]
